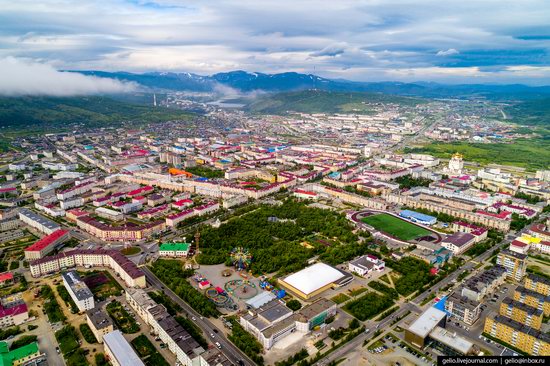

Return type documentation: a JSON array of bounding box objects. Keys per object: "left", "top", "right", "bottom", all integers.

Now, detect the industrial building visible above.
[
  {"left": 62, "top": 271, "right": 94, "bottom": 312},
  {"left": 278, "top": 263, "right": 352, "bottom": 300},
  {"left": 103, "top": 330, "right": 145, "bottom": 366}
]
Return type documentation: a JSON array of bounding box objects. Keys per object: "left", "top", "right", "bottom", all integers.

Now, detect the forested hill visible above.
[
  {"left": 0, "top": 95, "right": 194, "bottom": 130},
  {"left": 244, "top": 89, "right": 425, "bottom": 115}
]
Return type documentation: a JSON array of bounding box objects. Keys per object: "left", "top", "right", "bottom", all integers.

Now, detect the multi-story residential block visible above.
[
  {"left": 18, "top": 208, "right": 61, "bottom": 235},
  {"left": 497, "top": 250, "right": 527, "bottom": 282},
  {"left": 461, "top": 266, "right": 507, "bottom": 302},
  {"left": 24, "top": 229, "right": 70, "bottom": 261},
  {"left": 445, "top": 291, "right": 482, "bottom": 325},
  {"left": 86, "top": 308, "right": 114, "bottom": 343},
  {"left": 484, "top": 315, "right": 550, "bottom": 356},
  {"left": 500, "top": 297, "right": 543, "bottom": 330},
  {"left": 62, "top": 271, "right": 94, "bottom": 312},
  {"left": 524, "top": 274, "right": 550, "bottom": 296},
  {"left": 514, "top": 286, "right": 550, "bottom": 316},
  {"left": 76, "top": 216, "right": 165, "bottom": 242},
  {"left": 147, "top": 304, "right": 205, "bottom": 366},
  {"left": 103, "top": 330, "right": 145, "bottom": 366},
  {"left": 29, "top": 249, "right": 146, "bottom": 288}
]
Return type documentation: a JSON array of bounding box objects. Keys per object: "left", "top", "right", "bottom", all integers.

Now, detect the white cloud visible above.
[
  {"left": 0, "top": 57, "right": 137, "bottom": 96},
  {"left": 436, "top": 48, "right": 459, "bottom": 56}
]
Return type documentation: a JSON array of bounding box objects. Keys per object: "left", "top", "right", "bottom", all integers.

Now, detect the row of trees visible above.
[
  {"left": 227, "top": 320, "right": 265, "bottom": 365},
  {"left": 149, "top": 259, "right": 220, "bottom": 318}
]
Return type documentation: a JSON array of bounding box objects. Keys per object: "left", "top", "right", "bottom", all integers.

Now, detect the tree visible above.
[{"left": 286, "top": 299, "right": 302, "bottom": 311}]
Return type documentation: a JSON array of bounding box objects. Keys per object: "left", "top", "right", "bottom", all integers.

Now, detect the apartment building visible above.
[
  {"left": 29, "top": 249, "right": 146, "bottom": 288},
  {"left": 513, "top": 287, "right": 550, "bottom": 316},
  {"left": 62, "top": 271, "right": 94, "bottom": 312},
  {"left": 500, "top": 297, "right": 543, "bottom": 330},
  {"left": 524, "top": 274, "right": 550, "bottom": 296},
  {"left": 24, "top": 229, "right": 70, "bottom": 261},
  {"left": 445, "top": 291, "right": 482, "bottom": 325},
  {"left": 86, "top": 308, "right": 114, "bottom": 343},
  {"left": 497, "top": 250, "right": 527, "bottom": 282},
  {"left": 484, "top": 315, "right": 550, "bottom": 356}
]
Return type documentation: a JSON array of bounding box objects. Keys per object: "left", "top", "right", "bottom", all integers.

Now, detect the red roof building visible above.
[{"left": 24, "top": 229, "right": 70, "bottom": 261}]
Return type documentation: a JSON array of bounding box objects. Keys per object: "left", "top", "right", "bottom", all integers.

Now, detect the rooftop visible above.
[
  {"left": 429, "top": 326, "right": 473, "bottom": 354},
  {"left": 281, "top": 263, "right": 344, "bottom": 295},
  {"left": 24, "top": 229, "right": 69, "bottom": 252},
  {"left": 103, "top": 330, "right": 145, "bottom": 366},
  {"left": 408, "top": 307, "right": 447, "bottom": 338},
  {"left": 159, "top": 243, "right": 191, "bottom": 252}
]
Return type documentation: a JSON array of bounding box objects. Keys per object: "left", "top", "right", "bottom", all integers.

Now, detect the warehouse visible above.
[{"left": 278, "top": 263, "right": 352, "bottom": 300}]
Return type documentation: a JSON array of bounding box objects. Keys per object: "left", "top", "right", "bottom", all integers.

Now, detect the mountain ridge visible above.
[{"left": 72, "top": 70, "right": 550, "bottom": 100}]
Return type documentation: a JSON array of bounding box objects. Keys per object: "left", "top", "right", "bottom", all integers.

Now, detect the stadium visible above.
[{"left": 349, "top": 210, "right": 442, "bottom": 243}]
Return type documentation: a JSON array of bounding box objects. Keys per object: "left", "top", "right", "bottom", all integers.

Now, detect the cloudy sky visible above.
[{"left": 1, "top": 0, "right": 550, "bottom": 85}]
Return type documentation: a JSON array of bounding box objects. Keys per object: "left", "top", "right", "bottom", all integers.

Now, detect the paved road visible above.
[
  {"left": 142, "top": 267, "right": 254, "bottom": 366},
  {"left": 314, "top": 234, "right": 514, "bottom": 366}
]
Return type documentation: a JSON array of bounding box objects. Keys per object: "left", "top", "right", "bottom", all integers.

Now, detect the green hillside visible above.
[
  {"left": 0, "top": 95, "right": 194, "bottom": 130},
  {"left": 245, "top": 89, "right": 425, "bottom": 115},
  {"left": 405, "top": 138, "right": 550, "bottom": 171}
]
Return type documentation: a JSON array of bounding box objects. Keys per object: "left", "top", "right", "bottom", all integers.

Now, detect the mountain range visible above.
[{"left": 76, "top": 70, "right": 550, "bottom": 100}]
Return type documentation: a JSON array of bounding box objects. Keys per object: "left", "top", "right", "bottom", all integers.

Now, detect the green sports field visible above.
[{"left": 361, "top": 213, "right": 431, "bottom": 241}]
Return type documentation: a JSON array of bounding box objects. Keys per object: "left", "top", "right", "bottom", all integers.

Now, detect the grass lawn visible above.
[
  {"left": 331, "top": 293, "right": 351, "bottom": 304},
  {"left": 361, "top": 214, "right": 431, "bottom": 241},
  {"left": 120, "top": 246, "right": 141, "bottom": 256}
]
